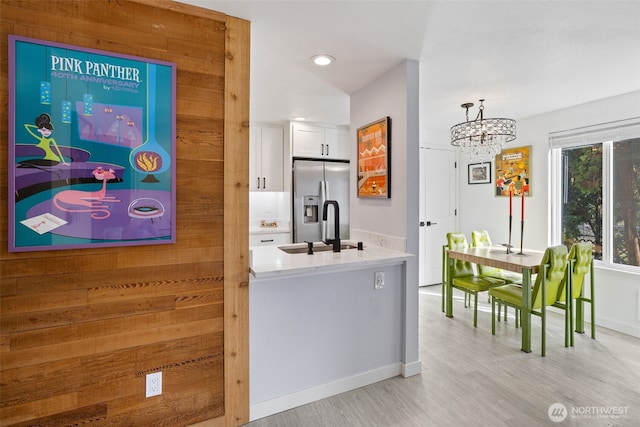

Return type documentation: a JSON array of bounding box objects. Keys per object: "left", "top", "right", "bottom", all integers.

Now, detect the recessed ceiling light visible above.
[
  {"left": 292, "top": 116, "right": 307, "bottom": 121},
  {"left": 311, "top": 54, "right": 335, "bottom": 66}
]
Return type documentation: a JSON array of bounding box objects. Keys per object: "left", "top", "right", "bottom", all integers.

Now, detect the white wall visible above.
[
  {"left": 458, "top": 90, "right": 640, "bottom": 337},
  {"left": 350, "top": 60, "right": 421, "bottom": 370}
]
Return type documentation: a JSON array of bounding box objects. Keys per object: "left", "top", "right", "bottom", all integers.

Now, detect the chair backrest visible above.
[
  {"left": 471, "top": 230, "right": 502, "bottom": 276},
  {"left": 446, "top": 232, "right": 474, "bottom": 278},
  {"left": 557, "top": 242, "right": 593, "bottom": 301},
  {"left": 531, "top": 245, "right": 568, "bottom": 309}
]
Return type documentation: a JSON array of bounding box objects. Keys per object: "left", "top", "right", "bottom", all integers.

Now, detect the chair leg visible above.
[
  {"left": 503, "top": 304, "right": 508, "bottom": 322},
  {"left": 591, "top": 270, "right": 596, "bottom": 339},
  {"left": 541, "top": 305, "right": 546, "bottom": 357},
  {"left": 591, "top": 297, "right": 596, "bottom": 339},
  {"left": 473, "top": 292, "right": 478, "bottom": 327},
  {"left": 491, "top": 296, "right": 496, "bottom": 335},
  {"left": 564, "top": 302, "right": 569, "bottom": 348},
  {"left": 569, "top": 298, "right": 574, "bottom": 347},
  {"left": 575, "top": 295, "right": 584, "bottom": 333},
  {"left": 515, "top": 309, "right": 519, "bottom": 328}
]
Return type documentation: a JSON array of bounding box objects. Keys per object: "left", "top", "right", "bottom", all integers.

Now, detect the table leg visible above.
[
  {"left": 446, "top": 258, "right": 453, "bottom": 318},
  {"left": 521, "top": 267, "right": 532, "bottom": 353},
  {"left": 442, "top": 246, "right": 447, "bottom": 313}
]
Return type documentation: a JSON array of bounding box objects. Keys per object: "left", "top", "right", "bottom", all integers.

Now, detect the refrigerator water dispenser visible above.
[{"left": 303, "top": 195, "right": 319, "bottom": 223}]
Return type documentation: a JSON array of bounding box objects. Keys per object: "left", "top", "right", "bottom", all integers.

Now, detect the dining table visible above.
[{"left": 445, "top": 246, "right": 545, "bottom": 353}]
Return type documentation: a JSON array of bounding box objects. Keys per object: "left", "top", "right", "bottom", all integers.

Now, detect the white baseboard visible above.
[
  {"left": 250, "top": 363, "right": 402, "bottom": 421},
  {"left": 597, "top": 316, "right": 640, "bottom": 338},
  {"left": 402, "top": 360, "right": 422, "bottom": 377}
]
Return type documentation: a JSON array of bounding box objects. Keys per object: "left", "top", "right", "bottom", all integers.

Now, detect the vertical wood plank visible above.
[{"left": 223, "top": 15, "right": 251, "bottom": 427}]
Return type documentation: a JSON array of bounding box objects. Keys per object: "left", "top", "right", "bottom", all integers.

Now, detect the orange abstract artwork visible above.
[{"left": 357, "top": 117, "right": 390, "bottom": 198}]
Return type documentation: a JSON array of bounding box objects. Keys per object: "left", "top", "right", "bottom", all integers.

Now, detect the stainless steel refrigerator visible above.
[{"left": 293, "top": 159, "right": 350, "bottom": 243}]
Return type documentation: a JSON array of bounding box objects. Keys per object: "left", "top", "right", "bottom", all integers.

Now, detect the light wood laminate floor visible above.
[{"left": 199, "top": 286, "right": 640, "bottom": 426}]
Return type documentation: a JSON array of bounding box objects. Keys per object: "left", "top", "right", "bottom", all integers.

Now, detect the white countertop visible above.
[
  {"left": 250, "top": 241, "right": 413, "bottom": 280},
  {"left": 249, "top": 226, "right": 290, "bottom": 234}
]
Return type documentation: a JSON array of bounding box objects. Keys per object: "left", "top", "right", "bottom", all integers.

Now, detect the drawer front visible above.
[{"left": 249, "top": 233, "right": 290, "bottom": 246}]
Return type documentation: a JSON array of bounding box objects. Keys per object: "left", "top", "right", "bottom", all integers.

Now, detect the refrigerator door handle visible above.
[{"left": 320, "top": 180, "right": 327, "bottom": 242}]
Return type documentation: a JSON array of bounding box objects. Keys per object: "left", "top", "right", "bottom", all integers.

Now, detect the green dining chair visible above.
[
  {"left": 446, "top": 232, "right": 506, "bottom": 327},
  {"left": 489, "top": 245, "right": 568, "bottom": 356},
  {"left": 554, "top": 242, "right": 595, "bottom": 346}
]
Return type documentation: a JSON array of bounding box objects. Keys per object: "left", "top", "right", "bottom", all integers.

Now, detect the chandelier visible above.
[{"left": 450, "top": 99, "right": 516, "bottom": 160}]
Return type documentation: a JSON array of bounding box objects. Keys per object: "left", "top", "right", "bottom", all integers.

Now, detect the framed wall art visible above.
[
  {"left": 468, "top": 162, "right": 491, "bottom": 184},
  {"left": 495, "top": 145, "right": 531, "bottom": 197},
  {"left": 8, "top": 35, "right": 176, "bottom": 252},
  {"left": 357, "top": 116, "right": 391, "bottom": 198}
]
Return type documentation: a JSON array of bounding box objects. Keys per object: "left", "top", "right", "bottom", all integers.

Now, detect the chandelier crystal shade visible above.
[{"left": 450, "top": 99, "right": 516, "bottom": 160}]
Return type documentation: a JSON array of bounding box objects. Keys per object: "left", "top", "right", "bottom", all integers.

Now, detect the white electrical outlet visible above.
[
  {"left": 146, "top": 372, "right": 162, "bottom": 398},
  {"left": 374, "top": 271, "right": 385, "bottom": 290}
]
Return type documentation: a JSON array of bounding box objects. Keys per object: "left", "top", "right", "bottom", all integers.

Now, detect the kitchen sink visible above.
[{"left": 278, "top": 242, "right": 359, "bottom": 254}]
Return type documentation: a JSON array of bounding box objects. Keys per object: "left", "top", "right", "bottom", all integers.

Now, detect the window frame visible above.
[{"left": 550, "top": 125, "right": 639, "bottom": 274}]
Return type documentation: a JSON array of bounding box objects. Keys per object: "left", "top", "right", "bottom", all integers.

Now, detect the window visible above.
[
  {"left": 561, "top": 144, "right": 603, "bottom": 260},
  {"left": 612, "top": 138, "right": 640, "bottom": 266},
  {"left": 550, "top": 119, "right": 640, "bottom": 272}
]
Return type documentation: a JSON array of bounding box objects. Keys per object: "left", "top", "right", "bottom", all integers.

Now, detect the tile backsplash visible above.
[{"left": 250, "top": 192, "right": 290, "bottom": 227}]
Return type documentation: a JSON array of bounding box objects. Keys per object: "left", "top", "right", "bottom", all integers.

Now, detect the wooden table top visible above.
[{"left": 447, "top": 246, "right": 545, "bottom": 274}]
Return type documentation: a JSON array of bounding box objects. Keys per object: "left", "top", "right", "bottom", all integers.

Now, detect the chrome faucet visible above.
[{"left": 322, "top": 200, "right": 340, "bottom": 252}]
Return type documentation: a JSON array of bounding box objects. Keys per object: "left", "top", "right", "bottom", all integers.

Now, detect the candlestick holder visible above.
[
  {"left": 508, "top": 214, "right": 513, "bottom": 254},
  {"left": 500, "top": 215, "right": 514, "bottom": 253},
  {"left": 518, "top": 220, "right": 525, "bottom": 255}
]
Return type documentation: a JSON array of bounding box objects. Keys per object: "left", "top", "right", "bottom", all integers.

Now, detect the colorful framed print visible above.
[
  {"left": 8, "top": 36, "right": 176, "bottom": 252},
  {"left": 495, "top": 145, "right": 531, "bottom": 197},
  {"left": 357, "top": 116, "right": 391, "bottom": 198},
  {"left": 468, "top": 162, "right": 491, "bottom": 184}
]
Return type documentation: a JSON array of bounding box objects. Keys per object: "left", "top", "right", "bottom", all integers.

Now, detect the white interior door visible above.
[{"left": 419, "top": 147, "right": 457, "bottom": 286}]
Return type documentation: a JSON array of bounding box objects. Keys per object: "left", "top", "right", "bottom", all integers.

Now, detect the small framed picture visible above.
[{"left": 468, "top": 162, "right": 491, "bottom": 184}]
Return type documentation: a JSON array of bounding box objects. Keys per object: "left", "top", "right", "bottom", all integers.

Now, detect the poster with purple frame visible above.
[{"left": 8, "top": 36, "right": 176, "bottom": 252}]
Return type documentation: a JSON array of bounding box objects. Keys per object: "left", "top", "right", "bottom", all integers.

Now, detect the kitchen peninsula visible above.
[{"left": 249, "top": 241, "right": 416, "bottom": 421}]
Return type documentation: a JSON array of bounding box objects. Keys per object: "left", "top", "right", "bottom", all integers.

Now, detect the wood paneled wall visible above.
[{"left": 0, "top": 1, "right": 249, "bottom": 426}]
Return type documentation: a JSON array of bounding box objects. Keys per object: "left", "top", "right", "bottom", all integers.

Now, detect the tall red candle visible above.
[
  {"left": 509, "top": 189, "right": 513, "bottom": 216},
  {"left": 521, "top": 193, "right": 525, "bottom": 221}
]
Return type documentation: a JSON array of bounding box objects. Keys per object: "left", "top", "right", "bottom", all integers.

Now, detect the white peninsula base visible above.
[{"left": 249, "top": 243, "right": 420, "bottom": 421}]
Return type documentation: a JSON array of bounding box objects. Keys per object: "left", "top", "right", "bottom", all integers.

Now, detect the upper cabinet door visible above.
[
  {"left": 292, "top": 123, "right": 350, "bottom": 160},
  {"left": 250, "top": 125, "right": 284, "bottom": 191},
  {"left": 260, "top": 126, "right": 284, "bottom": 191},
  {"left": 324, "top": 127, "right": 349, "bottom": 160},
  {"left": 249, "top": 126, "right": 261, "bottom": 191},
  {"left": 292, "top": 123, "right": 325, "bottom": 158}
]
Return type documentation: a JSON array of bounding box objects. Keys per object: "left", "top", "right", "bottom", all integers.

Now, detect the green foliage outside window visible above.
[{"left": 561, "top": 139, "right": 640, "bottom": 267}]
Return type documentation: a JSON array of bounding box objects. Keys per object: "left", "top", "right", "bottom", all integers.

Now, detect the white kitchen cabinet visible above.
[
  {"left": 324, "top": 127, "right": 350, "bottom": 160},
  {"left": 249, "top": 232, "right": 290, "bottom": 247},
  {"left": 250, "top": 125, "right": 284, "bottom": 191},
  {"left": 291, "top": 123, "right": 349, "bottom": 160}
]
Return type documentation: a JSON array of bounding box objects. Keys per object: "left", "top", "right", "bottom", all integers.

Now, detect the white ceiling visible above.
[{"left": 177, "top": 0, "right": 640, "bottom": 141}]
